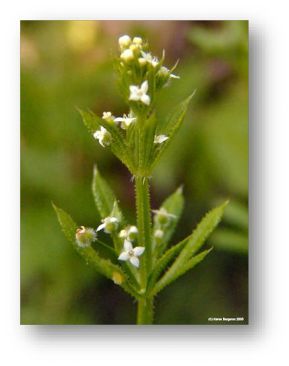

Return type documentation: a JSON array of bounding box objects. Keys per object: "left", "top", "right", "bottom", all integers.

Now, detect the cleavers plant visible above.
[{"left": 53, "top": 35, "right": 228, "bottom": 324}]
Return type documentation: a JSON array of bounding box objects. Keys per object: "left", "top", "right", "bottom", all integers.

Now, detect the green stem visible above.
[
  {"left": 135, "top": 176, "right": 152, "bottom": 280},
  {"left": 135, "top": 175, "right": 154, "bottom": 324},
  {"left": 137, "top": 297, "right": 154, "bottom": 325}
]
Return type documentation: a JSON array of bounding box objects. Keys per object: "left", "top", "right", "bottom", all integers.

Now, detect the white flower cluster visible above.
[
  {"left": 93, "top": 111, "right": 136, "bottom": 148},
  {"left": 76, "top": 216, "right": 145, "bottom": 268},
  {"left": 92, "top": 35, "right": 178, "bottom": 149},
  {"left": 119, "top": 35, "right": 180, "bottom": 104},
  {"left": 93, "top": 108, "right": 169, "bottom": 148}
]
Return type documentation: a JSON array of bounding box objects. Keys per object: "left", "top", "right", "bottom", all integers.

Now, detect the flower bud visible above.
[
  {"left": 120, "top": 49, "right": 134, "bottom": 62},
  {"left": 119, "top": 229, "right": 127, "bottom": 239},
  {"left": 127, "top": 226, "right": 138, "bottom": 241},
  {"left": 112, "top": 271, "right": 124, "bottom": 285},
  {"left": 75, "top": 226, "right": 96, "bottom": 248},
  {"left": 133, "top": 36, "right": 143, "bottom": 45},
  {"left": 156, "top": 66, "right": 170, "bottom": 87},
  {"left": 118, "top": 35, "right": 131, "bottom": 49},
  {"left": 118, "top": 225, "right": 138, "bottom": 241},
  {"left": 102, "top": 111, "right": 115, "bottom": 123},
  {"left": 154, "top": 229, "right": 164, "bottom": 244},
  {"left": 129, "top": 44, "right": 138, "bottom": 52},
  {"left": 154, "top": 229, "right": 164, "bottom": 239}
]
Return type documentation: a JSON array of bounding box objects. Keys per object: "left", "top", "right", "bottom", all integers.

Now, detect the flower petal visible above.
[
  {"left": 124, "top": 239, "right": 133, "bottom": 251},
  {"left": 141, "top": 94, "right": 150, "bottom": 105},
  {"left": 96, "top": 223, "right": 105, "bottom": 232},
  {"left": 109, "top": 217, "right": 118, "bottom": 223},
  {"left": 130, "top": 256, "right": 139, "bottom": 268},
  {"left": 118, "top": 252, "right": 129, "bottom": 261},
  {"left": 141, "top": 80, "right": 148, "bottom": 93},
  {"left": 114, "top": 117, "right": 124, "bottom": 122},
  {"left": 154, "top": 134, "right": 169, "bottom": 144},
  {"left": 133, "top": 246, "right": 145, "bottom": 256}
]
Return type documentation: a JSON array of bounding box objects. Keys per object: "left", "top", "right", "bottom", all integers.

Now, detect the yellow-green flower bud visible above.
[
  {"left": 75, "top": 226, "right": 96, "bottom": 248},
  {"left": 120, "top": 49, "right": 134, "bottom": 62}
]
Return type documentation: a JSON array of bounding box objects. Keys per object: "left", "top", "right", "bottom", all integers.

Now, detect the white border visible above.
[{"left": 1, "top": 0, "right": 288, "bottom": 365}]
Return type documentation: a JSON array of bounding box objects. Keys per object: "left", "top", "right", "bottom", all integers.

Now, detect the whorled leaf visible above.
[
  {"left": 147, "top": 235, "right": 188, "bottom": 293},
  {"left": 52, "top": 203, "right": 140, "bottom": 299},
  {"left": 176, "top": 200, "right": 228, "bottom": 262},
  {"left": 151, "top": 201, "right": 228, "bottom": 295},
  {"left": 151, "top": 248, "right": 212, "bottom": 296}
]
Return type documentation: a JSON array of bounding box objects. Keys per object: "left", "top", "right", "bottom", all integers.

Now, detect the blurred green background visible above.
[{"left": 21, "top": 20, "right": 248, "bottom": 324}]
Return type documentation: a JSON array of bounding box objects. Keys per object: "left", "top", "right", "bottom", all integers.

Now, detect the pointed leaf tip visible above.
[{"left": 176, "top": 185, "right": 184, "bottom": 194}]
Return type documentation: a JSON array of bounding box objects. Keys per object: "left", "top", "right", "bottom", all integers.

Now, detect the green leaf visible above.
[
  {"left": 78, "top": 108, "right": 99, "bottom": 134},
  {"left": 142, "top": 113, "right": 158, "bottom": 174},
  {"left": 92, "top": 166, "right": 124, "bottom": 252},
  {"left": 151, "top": 248, "right": 212, "bottom": 296},
  {"left": 92, "top": 165, "right": 119, "bottom": 219},
  {"left": 52, "top": 202, "right": 78, "bottom": 243},
  {"left": 151, "top": 91, "right": 196, "bottom": 170},
  {"left": 52, "top": 203, "right": 139, "bottom": 298},
  {"left": 147, "top": 236, "right": 188, "bottom": 293},
  {"left": 109, "top": 200, "right": 123, "bottom": 223},
  {"left": 175, "top": 200, "right": 228, "bottom": 263},
  {"left": 150, "top": 201, "right": 228, "bottom": 295},
  {"left": 154, "top": 186, "right": 184, "bottom": 256}
]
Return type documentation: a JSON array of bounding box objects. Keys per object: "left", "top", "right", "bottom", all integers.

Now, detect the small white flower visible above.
[
  {"left": 93, "top": 127, "right": 112, "bottom": 148},
  {"left": 75, "top": 226, "right": 96, "bottom": 248},
  {"left": 152, "top": 207, "right": 176, "bottom": 226},
  {"left": 154, "top": 134, "right": 169, "bottom": 144},
  {"left": 114, "top": 113, "right": 136, "bottom": 130},
  {"left": 118, "top": 229, "right": 127, "bottom": 239},
  {"left": 97, "top": 216, "right": 119, "bottom": 234},
  {"left": 138, "top": 51, "right": 159, "bottom": 67},
  {"left": 102, "top": 111, "right": 115, "bottom": 121},
  {"left": 118, "top": 240, "right": 145, "bottom": 268},
  {"left": 119, "top": 225, "right": 138, "bottom": 241},
  {"left": 119, "top": 35, "right": 131, "bottom": 49},
  {"left": 120, "top": 49, "right": 134, "bottom": 62},
  {"left": 129, "top": 80, "right": 150, "bottom": 105}
]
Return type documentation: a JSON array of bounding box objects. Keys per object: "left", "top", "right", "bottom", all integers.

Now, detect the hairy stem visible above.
[
  {"left": 137, "top": 297, "right": 154, "bottom": 325},
  {"left": 135, "top": 175, "right": 153, "bottom": 324},
  {"left": 135, "top": 176, "right": 152, "bottom": 278}
]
